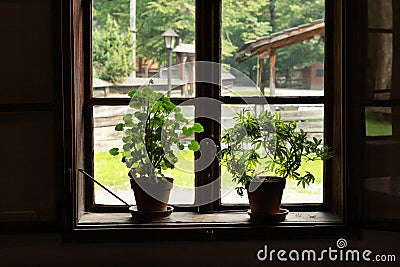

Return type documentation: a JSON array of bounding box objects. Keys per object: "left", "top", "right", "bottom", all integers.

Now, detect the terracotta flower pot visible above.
[
  {"left": 246, "top": 176, "right": 286, "bottom": 215},
  {"left": 130, "top": 177, "right": 173, "bottom": 212}
]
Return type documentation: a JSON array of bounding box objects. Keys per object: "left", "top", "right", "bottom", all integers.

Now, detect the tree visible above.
[
  {"left": 93, "top": 0, "right": 131, "bottom": 30},
  {"left": 92, "top": 0, "right": 324, "bottom": 85},
  {"left": 274, "top": 0, "right": 324, "bottom": 31},
  {"left": 93, "top": 15, "right": 134, "bottom": 83},
  {"left": 221, "top": 0, "right": 272, "bottom": 80},
  {"left": 222, "top": 0, "right": 324, "bottom": 85},
  {"left": 94, "top": 0, "right": 195, "bottom": 65},
  {"left": 136, "top": 0, "right": 195, "bottom": 63},
  {"left": 272, "top": 0, "right": 325, "bottom": 86}
]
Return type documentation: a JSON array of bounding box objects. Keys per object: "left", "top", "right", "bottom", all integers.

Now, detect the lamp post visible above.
[{"left": 162, "top": 28, "right": 179, "bottom": 97}]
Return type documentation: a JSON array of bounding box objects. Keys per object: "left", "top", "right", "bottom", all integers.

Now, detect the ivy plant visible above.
[
  {"left": 217, "top": 108, "right": 332, "bottom": 196},
  {"left": 109, "top": 83, "right": 203, "bottom": 181}
]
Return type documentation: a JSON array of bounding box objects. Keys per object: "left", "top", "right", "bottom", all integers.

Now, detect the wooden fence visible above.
[{"left": 93, "top": 105, "right": 324, "bottom": 151}]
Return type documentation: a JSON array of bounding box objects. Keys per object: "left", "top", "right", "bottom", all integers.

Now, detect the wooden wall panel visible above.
[
  {"left": 0, "top": 111, "right": 56, "bottom": 221},
  {"left": 364, "top": 140, "right": 400, "bottom": 177},
  {"left": 0, "top": 0, "right": 53, "bottom": 104}
]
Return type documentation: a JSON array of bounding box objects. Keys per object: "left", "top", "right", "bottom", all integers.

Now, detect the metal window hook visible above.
[{"left": 78, "top": 169, "right": 131, "bottom": 208}]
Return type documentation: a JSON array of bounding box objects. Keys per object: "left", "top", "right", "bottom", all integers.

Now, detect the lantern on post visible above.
[{"left": 162, "top": 28, "right": 179, "bottom": 96}]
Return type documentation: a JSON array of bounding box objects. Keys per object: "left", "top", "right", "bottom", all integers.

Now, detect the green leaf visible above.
[
  {"left": 125, "top": 121, "right": 134, "bottom": 127},
  {"left": 178, "top": 144, "right": 185, "bottom": 150},
  {"left": 109, "top": 148, "right": 119, "bottom": 156},
  {"left": 123, "top": 114, "right": 133, "bottom": 123},
  {"left": 115, "top": 123, "right": 123, "bottom": 131},
  {"left": 128, "top": 90, "right": 137, "bottom": 98},
  {"left": 188, "top": 140, "right": 200, "bottom": 151},
  {"left": 143, "top": 87, "right": 152, "bottom": 95},
  {"left": 134, "top": 111, "right": 148, "bottom": 121},
  {"left": 192, "top": 123, "right": 204, "bottom": 133},
  {"left": 123, "top": 143, "right": 131, "bottom": 151},
  {"left": 174, "top": 112, "right": 188, "bottom": 123},
  {"left": 182, "top": 126, "right": 194, "bottom": 136}
]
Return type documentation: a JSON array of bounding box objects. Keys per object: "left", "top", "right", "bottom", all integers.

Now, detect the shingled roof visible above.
[{"left": 235, "top": 19, "right": 325, "bottom": 62}]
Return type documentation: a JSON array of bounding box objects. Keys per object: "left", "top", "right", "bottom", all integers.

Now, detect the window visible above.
[
  {"left": 87, "top": 0, "right": 334, "bottom": 212},
  {"left": 363, "top": 0, "right": 400, "bottom": 225},
  {"left": 67, "top": 0, "right": 343, "bottom": 227}
]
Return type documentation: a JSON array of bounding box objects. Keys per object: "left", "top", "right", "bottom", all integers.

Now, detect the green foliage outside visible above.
[
  {"left": 223, "top": 0, "right": 325, "bottom": 82},
  {"left": 94, "top": 0, "right": 195, "bottom": 64},
  {"left": 221, "top": 0, "right": 272, "bottom": 80},
  {"left": 93, "top": 0, "right": 325, "bottom": 84},
  {"left": 273, "top": 0, "right": 325, "bottom": 85},
  {"left": 93, "top": 15, "right": 134, "bottom": 83}
]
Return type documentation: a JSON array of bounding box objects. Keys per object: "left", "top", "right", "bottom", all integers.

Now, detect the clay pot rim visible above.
[
  {"left": 253, "top": 176, "right": 285, "bottom": 182},
  {"left": 246, "top": 176, "right": 285, "bottom": 186},
  {"left": 130, "top": 177, "right": 174, "bottom": 183}
]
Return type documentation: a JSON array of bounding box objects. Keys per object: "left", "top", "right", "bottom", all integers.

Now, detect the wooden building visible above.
[
  {"left": 235, "top": 19, "right": 325, "bottom": 95},
  {"left": 302, "top": 62, "right": 324, "bottom": 89}
]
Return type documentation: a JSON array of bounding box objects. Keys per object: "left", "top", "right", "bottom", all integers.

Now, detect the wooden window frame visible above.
[{"left": 63, "top": 0, "right": 350, "bottom": 233}]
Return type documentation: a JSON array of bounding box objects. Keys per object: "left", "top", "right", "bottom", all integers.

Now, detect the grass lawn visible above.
[
  {"left": 94, "top": 151, "right": 195, "bottom": 189},
  {"left": 94, "top": 150, "right": 324, "bottom": 192}
]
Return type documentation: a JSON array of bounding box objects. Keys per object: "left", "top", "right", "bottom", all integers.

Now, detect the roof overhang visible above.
[{"left": 235, "top": 19, "right": 325, "bottom": 62}]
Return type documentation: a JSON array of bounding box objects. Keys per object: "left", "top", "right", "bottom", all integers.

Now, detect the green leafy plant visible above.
[
  {"left": 217, "top": 108, "right": 332, "bottom": 196},
  {"left": 109, "top": 83, "right": 203, "bottom": 181}
]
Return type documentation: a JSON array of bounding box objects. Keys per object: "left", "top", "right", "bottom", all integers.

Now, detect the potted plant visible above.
[
  {"left": 217, "top": 108, "right": 332, "bottom": 218},
  {"left": 109, "top": 83, "right": 203, "bottom": 214}
]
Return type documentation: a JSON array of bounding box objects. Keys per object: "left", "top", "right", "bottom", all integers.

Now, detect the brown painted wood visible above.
[
  {"left": 68, "top": 0, "right": 88, "bottom": 223},
  {"left": 391, "top": 0, "right": 400, "bottom": 137},
  {"left": 345, "top": 0, "right": 366, "bottom": 226},
  {"left": 0, "top": 103, "right": 54, "bottom": 112},
  {"left": 259, "top": 57, "right": 265, "bottom": 95},
  {"left": 220, "top": 96, "right": 325, "bottom": 104},
  {"left": 269, "top": 48, "right": 276, "bottom": 96},
  {"left": 251, "top": 25, "right": 325, "bottom": 58},
  {"left": 368, "top": 28, "right": 393, "bottom": 33},
  {"left": 195, "top": 0, "right": 221, "bottom": 213},
  {"left": 78, "top": 211, "right": 341, "bottom": 225},
  {"left": 328, "top": 0, "right": 344, "bottom": 218}
]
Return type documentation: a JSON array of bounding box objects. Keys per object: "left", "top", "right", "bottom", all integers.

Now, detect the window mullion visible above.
[{"left": 195, "top": 0, "right": 222, "bottom": 212}]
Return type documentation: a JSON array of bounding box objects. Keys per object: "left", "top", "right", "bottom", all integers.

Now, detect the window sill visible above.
[{"left": 65, "top": 211, "right": 350, "bottom": 242}]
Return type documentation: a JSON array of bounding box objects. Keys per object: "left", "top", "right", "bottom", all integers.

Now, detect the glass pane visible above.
[
  {"left": 367, "top": 33, "right": 392, "bottom": 100},
  {"left": 222, "top": 0, "right": 325, "bottom": 97},
  {"left": 92, "top": 0, "right": 195, "bottom": 98},
  {"left": 368, "top": 0, "right": 393, "bottom": 29},
  {"left": 221, "top": 104, "right": 324, "bottom": 204},
  {"left": 94, "top": 105, "right": 195, "bottom": 205},
  {"left": 365, "top": 107, "right": 392, "bottom": 137}
]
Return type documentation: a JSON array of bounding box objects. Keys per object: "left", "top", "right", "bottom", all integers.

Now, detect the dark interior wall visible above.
[
  {"left": 0, "top": 0, "right": 57, "bottom": 222},
  {"left": 0, "top": 230, "right": 399, "bottom": 266},
  {"left": 0, "top": 1, "right": 398, "bottom": 266}
]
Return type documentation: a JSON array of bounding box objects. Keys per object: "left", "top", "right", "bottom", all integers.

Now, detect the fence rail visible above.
[{"left": 93, "top": 106, "right": 324, "bottom": 151}]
